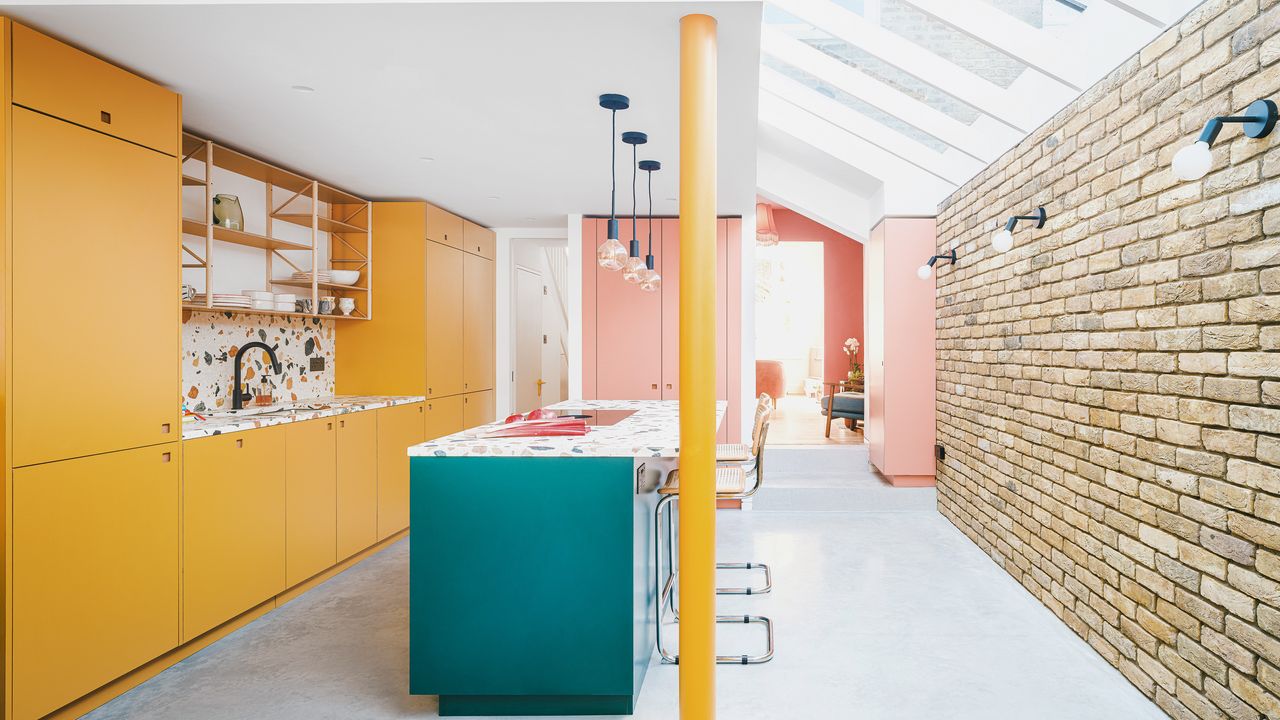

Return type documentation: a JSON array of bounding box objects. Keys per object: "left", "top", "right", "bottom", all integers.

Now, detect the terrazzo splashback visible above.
[{"left": 183, "top": 311, "right": 335, "bottom": 411}]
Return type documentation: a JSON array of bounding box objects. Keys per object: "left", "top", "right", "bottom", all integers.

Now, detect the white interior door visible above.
[{"left": 514, "top": 267, "right": 544, "bottom": 412}]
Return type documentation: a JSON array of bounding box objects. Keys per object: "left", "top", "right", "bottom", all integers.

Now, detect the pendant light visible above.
[
  {"left": 756, "top": 202, "right": 779, "bottom": 246},
  {"left": 621, "top": 131, "right": 649, "bottom": 284},
  {"left": 596, "top": 94, "right": 630, "bottom": 271},
  {"left": 638, "top": 160, "right": 662, "bottom": 293}
]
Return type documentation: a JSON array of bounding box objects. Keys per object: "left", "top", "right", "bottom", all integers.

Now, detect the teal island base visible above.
[
  {"left": 410, "top": 456, "right": 659, "bottom": 716},
  {"left": 439, "top": 694, "right": 637, "bottom": 716}
]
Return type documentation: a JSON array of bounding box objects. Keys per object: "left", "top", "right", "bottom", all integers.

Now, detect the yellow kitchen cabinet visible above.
[
  {"left": 286, "top": 418, "right": 338, "bottom": 587},
  {"left": 463, "top": 390, "right": 496, "bottom": 429},
  {"left": 425, "top": 394, "right": 466, "bottom": 440},
  {"left": 426, "top": 240, "right": 465, "bottom": 398},
  {"left": 183, "top": 427, "right": 287, "bottom": 641},
  {"left": 336, "top": 202, "right": 427, "bottom": 396},
  {"left": 11, "top": 105, "right": 179, "bottom": 467},
  {"left": 426, "top": 202, "right": 465, "bottom": 250},
  {"left": 13, "top": 444, "right": 179, "bottom": 720},
  {"left": 376, "top": 402, "right": 426, "bottom": 539},
  {"left": 463, "top": 219, "right": 496, "bottom": 260},
  {"left": 463, "top": 252, "right": 495, "bottom": 392},
  {"left": 337, "top": 410, "right": 379, "bottom": 560},
  {"left": 12, "top": 23, "right": 179, "bottom": 155}
]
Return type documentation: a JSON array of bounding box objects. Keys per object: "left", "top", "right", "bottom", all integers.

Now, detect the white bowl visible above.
[
  {"left": 329, "top": 270, "right": 360, "bottom": 285},
  {"left": 244, "top": 290, "right": 274, "bottom": 300}
]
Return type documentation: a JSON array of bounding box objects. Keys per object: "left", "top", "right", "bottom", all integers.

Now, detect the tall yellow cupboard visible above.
[
  {"left": 12, "top": 444, "right": 179, "bottom": 720},
  {"left": 426, "top": 240, "right": 466, "bottom": 398},
  {"left": 10, "top": 106, "right": 178, "bottom": 467},
  {"left": 183, "top": 428, "right": 287, "bottom": 641},
  {"left": 463, "top": 252, "right": 495, "bottom": 393}
]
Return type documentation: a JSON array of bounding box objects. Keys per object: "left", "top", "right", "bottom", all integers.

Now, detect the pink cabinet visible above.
[
  {"left": 583, "top": 217, "right": 741, "bottom": 442},
  {"left": 865, "top": 217, "right": 937, "bottom": 486}
]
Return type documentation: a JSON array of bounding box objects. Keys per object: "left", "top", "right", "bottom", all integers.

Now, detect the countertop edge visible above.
[{"left": 182, "top": 395, "right": 426, "bottom": 440}]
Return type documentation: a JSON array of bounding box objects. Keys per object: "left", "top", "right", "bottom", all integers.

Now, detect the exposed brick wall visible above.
[{"left": 934, "top": 2, "right": 1280, "bottom": 718}]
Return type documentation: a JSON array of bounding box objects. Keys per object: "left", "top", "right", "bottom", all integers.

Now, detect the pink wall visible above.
[
  {"left": 771, "top": 207, "right": 865, "bottom": 381},
  {"left": 865, "top": 217, "right": 937, "bottom": 487}
]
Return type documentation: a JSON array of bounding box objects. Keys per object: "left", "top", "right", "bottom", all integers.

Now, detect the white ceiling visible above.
[{"left": 2, "top": 1, "right": 762, "bottom": 228}]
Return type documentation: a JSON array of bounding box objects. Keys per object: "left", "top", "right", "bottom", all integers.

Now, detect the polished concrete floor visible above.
[{"left": 86, "top": 445, "right": 1164, "bottom": 719}]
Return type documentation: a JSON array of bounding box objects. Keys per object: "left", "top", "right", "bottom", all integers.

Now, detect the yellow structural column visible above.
[{"left": 678, "top": 12, "right": 718, "bottom": 720}]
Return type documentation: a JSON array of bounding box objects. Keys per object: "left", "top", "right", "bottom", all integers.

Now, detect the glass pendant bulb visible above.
[
  {"left": 623, "top": 254, "right": 646, "bottom": 283},
  {"left": 597, "top": 94, "right": 630, "bottom": 271},
  {"left": 640, "top": 268, "right": 662, "bottom": 292},
  {"left": 598, "top": 234, "right": 627, "bottom": 271}
]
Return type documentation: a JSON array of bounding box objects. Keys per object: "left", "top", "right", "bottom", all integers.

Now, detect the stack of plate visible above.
[
  {"left": 245, "top": 290, "right": 275, "bottom": 311},
  {"left": 291, "top": 270, "right": 333, "bottom": 284},
  {"left": 273, "top": 293, "right": 297, "bottom": 312},
  {"left": 191, "top": 293, "right": 252, "bottom": 309}
]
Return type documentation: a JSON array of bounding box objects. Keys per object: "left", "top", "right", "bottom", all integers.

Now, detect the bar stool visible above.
[
  {"left": 715, "top": 393, "right": 772, "bottom": 464},
  {"left": 653, "top": 415, "right": 774, "bottom": 665}
]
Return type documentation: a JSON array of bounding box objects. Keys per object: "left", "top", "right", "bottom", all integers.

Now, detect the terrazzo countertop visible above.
[
  {"left": 183, "top": 395, "right": 424, "bottom": 440},
  {"left": 407, "top": 399, "right": 726, "bottom": 458}
]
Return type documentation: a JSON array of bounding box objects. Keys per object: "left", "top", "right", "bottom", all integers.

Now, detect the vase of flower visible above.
[{"left": 844, "top": 337, "right": 865, "bottom": 392}]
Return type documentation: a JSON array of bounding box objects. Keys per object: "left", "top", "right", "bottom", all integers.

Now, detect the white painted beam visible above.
[
  {"left": 1095, "top": 0, "right": 1181, "bottom": 27},
  {"left": 759, "top": 92, "right": 957, "bottom": 215},
  {"left": 760, "top": 26, "right": 1015, "bottom": 162},
  {"left": 757, "top": 151, "right": 873, "bottom": 242},
  {"left": 761, "top": 68, "right": 984, "bottom": 185},
  {"left": 769, "top": 0, "right": 1035, "bottom": 131},
  {"left": 897, "top": 0, "right": 1089, "bottom": 90}
]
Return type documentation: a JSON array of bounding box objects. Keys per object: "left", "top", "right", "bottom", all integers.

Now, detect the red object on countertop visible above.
[{"left": 479, "top": 418, "right": 587, "bottom": 438}]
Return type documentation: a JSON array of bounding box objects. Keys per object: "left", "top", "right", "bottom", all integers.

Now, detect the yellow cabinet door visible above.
[
  {"left": 12, "top": 107, "right": 179, "bottom": 467},
  {"left": 286, "top": 418, "right": 337, "bottom": 587},
  {"left": 376, "top": 402, "right": 426, "bottom": 539},
  {"left": 336, "top": 202, "right": 427, "bottom": 396},
  {"left": 463, "top": 253, "right": 495, "bottom": 392},
  {"left": 12, "top": 23, "right": 180, "bottom": 155},
  {"left": 183, "top": 427, "right": 286, "bottom": 641},
  {"left": 337, "top": 411, "right": 379, "bottom": 559},
  {"left": 426, "top": 241, "right": 465, "bottom": 398},
  {"left": 424, "top": 395, "right": 466, "bottom": 440},
  {"left": 13, "top": 444, "right": 179, "bottom": 720},
  {"left": 426, "top": 203, "right": 465, "bottom": 249},
  {"left": 463, "top": 220, "right": 496, "bottom": 260},
  {"left": 463, "top": 390, "right": 496, "bottom": 429}
]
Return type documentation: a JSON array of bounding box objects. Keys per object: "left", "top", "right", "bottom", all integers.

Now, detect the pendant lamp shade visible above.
[
  {"left": 756, "top": 202, "right": 780, "bottom": 246},
  {"left": 596, "top": 94, "right": 630, "bottom": 271}
]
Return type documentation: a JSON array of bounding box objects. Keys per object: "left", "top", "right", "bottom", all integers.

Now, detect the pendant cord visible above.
[
  {"left": 632, "top": 143, "right": 639, "bottom": 242},
  {"left": 647, "top": 169, "right": 654, "bottom": 255},
  {"left": 609, "top": 110, "right": 616, "bottom": 221}
]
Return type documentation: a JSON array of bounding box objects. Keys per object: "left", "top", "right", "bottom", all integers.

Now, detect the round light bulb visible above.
[
  {"left": 640, "top": 268, "right": 662, "bottom": 293},
  {"left": 991, "top": 229, "right": 1014, "bottom": 253},
  {"left": 916, "top": 264, "right": 933, "bottom": 280},
  {"left": 1172, "top": 140, "right": 1213, "bottom": 181},
  {"left": 622, "top": 255, "right": 646, "bottom": 284},
  {"left": 596, "top": 237, "right": 627, "bottom": 271}
]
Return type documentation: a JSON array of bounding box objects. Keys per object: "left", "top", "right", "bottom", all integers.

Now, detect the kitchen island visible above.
[{"left": 407, "top": 400, "right": 723, "bottom": 716}]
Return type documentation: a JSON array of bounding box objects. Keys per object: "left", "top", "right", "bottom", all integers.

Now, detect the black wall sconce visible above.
[
  {"left": 1173, "top": 98, "right": 1277, "bottom": 181},
  {"left": 992, "top": 206, "right": 1047, "bottom": 253},
  {"left": 917, "top": 248, "right": 957, "bottom": 280}
]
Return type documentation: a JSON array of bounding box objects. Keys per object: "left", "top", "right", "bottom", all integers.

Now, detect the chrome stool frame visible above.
[{"left": 654, "top": 420, "right": 774, "bottom": 665}]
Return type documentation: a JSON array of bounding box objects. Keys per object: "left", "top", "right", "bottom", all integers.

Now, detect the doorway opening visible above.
[
  {"left": 511, "top": 241, "right": 569, "bottom": 414},
  {"left": 753, "top": 203, "right": 864, "bottom": 445}
]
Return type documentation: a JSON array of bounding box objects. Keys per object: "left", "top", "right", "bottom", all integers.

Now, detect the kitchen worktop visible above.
[
  {"left": 407, "top": 399, "right": 727, "bottom": 458},
  {"left": 182, "top": 395, "right": 424, "bottom": 440}
]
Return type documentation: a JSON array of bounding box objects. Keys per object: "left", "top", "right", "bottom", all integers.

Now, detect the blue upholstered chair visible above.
[{"left": 821, "top": 388, "right": 865, "bottom": 438}]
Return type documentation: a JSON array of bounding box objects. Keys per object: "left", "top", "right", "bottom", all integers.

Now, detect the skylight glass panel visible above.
[
  {"left": 876, "top": 0, "right": 1029, "bottom": 89},
  {"left": 763, "top": 3, "right": 985, "bottom": 126},
  {"left": 761, "top": 55, "right": 949, "bottom": 153},
  {"left": 976, "top": 0, "right": 1085, "bottom": 38}
]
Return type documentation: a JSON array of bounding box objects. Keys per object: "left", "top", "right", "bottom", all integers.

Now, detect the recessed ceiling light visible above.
[
  {"left": 487, "top": 195, "right": 501, "bottom": 200},
  {"left": 667, "top": 196, "right": 677, "bottom": 201},
  {"left": 419, "top": 156, "right": 434, "bottom": 162},
  {"left": 524, "top": 216, "right": 536, "bottom": 221},
  {"left": 290, "top": 85, "right": 316, "bottom": 93}
]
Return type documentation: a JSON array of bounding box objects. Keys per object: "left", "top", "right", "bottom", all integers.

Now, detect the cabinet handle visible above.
[
  {"left": 160, "top": 423, "right": 171, "bottom": 434},
  {"left": 428, "top": 387, "right": 433, "bottom": 394},
  {"left": 235, "top": 438, "right": 243, "bottom": 448},
  {"left": 651, "top": 383, "right": 658, "bottom": 390},
  {"left": 327, "top": 422, "right": 333, "bottom": 430},
  {"left": 666, "top": 384, "right": 673, "bottom": 389},
  {"left": 419, "top": 406, "right": 424, "bottom": 413},
  {"left": 161, "top": 452, "right": 172, "bottom": 463},
  {"left": 100, "top": 110, "right": 111, "bottom": 124},
  {"left": 340, "top": 420, "right": 346, "bottom": 428}
]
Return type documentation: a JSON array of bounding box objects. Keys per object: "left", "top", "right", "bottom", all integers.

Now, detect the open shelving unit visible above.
[{"left": 180, "top": 131, "right": 372, "bottom": 321}]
